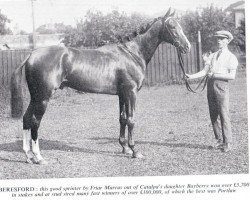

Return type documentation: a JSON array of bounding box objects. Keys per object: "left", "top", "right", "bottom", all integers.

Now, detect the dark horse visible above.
[{"left": 11, "top": 9, "right": 191, "bottom": 164}]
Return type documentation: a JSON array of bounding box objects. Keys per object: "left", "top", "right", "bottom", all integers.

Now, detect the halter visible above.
[
  {"left": 163, "top": 17, "right": 181, "bottom": 48},
  {"left": 162, "top": 17, "right": 208, "bottom": 93}
]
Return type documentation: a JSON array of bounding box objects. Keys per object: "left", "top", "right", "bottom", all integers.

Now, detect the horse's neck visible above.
[{"left": 134, "top": 21, "right": 162, "bottom": 64}]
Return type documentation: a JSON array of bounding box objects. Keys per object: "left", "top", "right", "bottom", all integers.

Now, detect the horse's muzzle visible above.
[{"left": 179, "top": 43, "right": 191, "bottom": 54}]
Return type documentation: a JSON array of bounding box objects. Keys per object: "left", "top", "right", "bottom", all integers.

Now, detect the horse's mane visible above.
[{"left": 118, "top": 17, "right": 162, "bottom": 43}]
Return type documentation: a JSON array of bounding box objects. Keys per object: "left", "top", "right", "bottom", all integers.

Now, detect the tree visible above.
[
  {"left": 63, "top": 20, "right": 86, "bottom": 47},
  {"left": 36, "top": 23, "right": 73, "bottom": 34},
  {"left": 180, "top": 5, "right": 244, "bottom": 53},
  {"left": 0, "top": 10, "right": 12, "bottom": 35},
  {"left": 19, "top": 30, "right": 28, "bottom": 35},
  {"left": 36, "top": 24, "right": 54, "bottom": 34},
  {"left": 63, "top": 10, "right": 151, "bottom": 47}
]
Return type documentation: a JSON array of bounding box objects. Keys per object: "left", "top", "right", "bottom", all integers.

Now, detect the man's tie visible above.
[{"left": 216, "top": 50, "right": 222, "bottom": 60}]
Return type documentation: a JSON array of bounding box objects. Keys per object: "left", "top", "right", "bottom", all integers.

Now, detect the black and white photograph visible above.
[{"left": 0, "top": 0, "right": 249, "bottom": 199}]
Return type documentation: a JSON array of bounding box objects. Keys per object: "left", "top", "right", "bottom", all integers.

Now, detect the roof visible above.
[{"left": 225, "top": 1, "right": 245, "bottom": 12}]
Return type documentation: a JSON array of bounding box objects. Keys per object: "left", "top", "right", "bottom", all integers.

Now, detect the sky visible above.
[{"left": 0, "top": 0, "right": 245, "bottom": 33}]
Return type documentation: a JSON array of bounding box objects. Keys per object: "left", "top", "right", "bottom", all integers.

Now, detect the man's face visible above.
[{"left": 217, "top": 37, "right": 230, "bottom": 49}]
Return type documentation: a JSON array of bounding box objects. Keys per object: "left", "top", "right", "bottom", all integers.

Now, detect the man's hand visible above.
[
  {"left": 207, "top": 72, "right": 214, "bottom": 78},
  {"left": 185, "top": 74, "right": 192, "bottom": 79}
]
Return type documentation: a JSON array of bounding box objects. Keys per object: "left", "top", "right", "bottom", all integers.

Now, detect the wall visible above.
[{"left": 0, "top": 34, "right": 64, "bottom": 50}]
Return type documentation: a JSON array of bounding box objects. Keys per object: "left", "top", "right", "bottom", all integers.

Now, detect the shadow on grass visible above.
[
  {"left": 90, "top": 136, "right": 212, "bottom": 150},
  {"left": 0, "top": 136, "right": 212, "bottom": 164},
  {"left": 0, "top": 157, "right": 25, "bottom": 163},
  {"left": 0, "top": 139, "right": 130, "bottom": 161}
]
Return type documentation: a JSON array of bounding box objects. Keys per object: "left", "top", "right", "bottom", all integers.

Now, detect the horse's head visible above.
[{"left": 160, "top": 8, "right": 191, "bottom": 54}]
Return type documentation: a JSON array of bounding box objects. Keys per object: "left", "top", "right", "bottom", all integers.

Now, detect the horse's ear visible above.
[
  {"left": 163, "top": 8, "right": 171, "bottom": 19},
  {"left": 170, "top": 10, "right": 176, "bottom": 17}
]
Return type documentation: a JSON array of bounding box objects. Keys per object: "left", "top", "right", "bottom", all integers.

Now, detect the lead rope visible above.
[
  {"left": 164, "top": 18, "right": 208, "bottom": 93},
  {"left": 177, "top": 49, "right": 208, "bottom": 93}
]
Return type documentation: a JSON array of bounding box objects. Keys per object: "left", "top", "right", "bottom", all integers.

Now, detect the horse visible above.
[{"left": 11, "top": 9, "right": 191, "bottom": 165}]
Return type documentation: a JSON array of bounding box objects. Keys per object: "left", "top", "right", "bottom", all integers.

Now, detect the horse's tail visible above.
[{"left": 10, "top": 55, "right": 30, "bottom": 118}]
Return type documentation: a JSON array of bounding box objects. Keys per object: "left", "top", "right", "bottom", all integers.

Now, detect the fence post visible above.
[
  {"left": 30, "top": 0, "right": 36, "bottom": 49},
  {"left": 197, "top": 31, "right": 202, "bottom": 71}
]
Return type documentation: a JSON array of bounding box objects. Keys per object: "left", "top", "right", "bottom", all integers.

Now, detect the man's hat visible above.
[{"left": 214, "top": 30, "right": 233, "bottom": 42}]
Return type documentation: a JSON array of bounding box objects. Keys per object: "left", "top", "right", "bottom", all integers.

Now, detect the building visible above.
[{"left": 225, "top": 0, "right": 245, "bottom": 28}]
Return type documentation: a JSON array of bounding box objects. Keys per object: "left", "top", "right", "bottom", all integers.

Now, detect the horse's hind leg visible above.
[
  {"left": 23, "top": 103, "right": 35, "bottom": 163},
  {"left": 30, "top": 100, "right": 49, "bottom": 165},
  {"left": 118, "top": 95, "right": 132, "bottom": 155},
  {"left": 23, "top": 130, "right": 33, "bottom": 164},
  {"left": 23, "top": 99, "right": 48, "bottom": 164}
]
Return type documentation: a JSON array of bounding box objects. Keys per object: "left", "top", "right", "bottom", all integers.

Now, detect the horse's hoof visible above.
[
  {"left": 122, "top": 147, "right": 133, "bottom": 155},
  {"left": 132, "top": 152, "right": 144, "bottom": 159},
  {"left": 37, "top": 159, "right": 48, "bottom": 165}
]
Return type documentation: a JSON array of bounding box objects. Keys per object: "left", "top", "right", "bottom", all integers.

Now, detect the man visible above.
[{"left": 186, "top": 30, "right": 238, "bottom": 152}]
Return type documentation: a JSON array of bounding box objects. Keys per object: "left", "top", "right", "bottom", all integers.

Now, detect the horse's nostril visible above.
[{"left": 185, "top": 45, "right": 191, "bottom": 53}]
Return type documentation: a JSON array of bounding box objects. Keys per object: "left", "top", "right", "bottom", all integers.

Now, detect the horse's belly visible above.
[{"left": 67, "top": 75, "right": 118, "bottom": 95}]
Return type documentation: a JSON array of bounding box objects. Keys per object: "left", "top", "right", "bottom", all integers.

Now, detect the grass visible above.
[{"left": 0, "top": 71, "right": 248, "bottom": 179}]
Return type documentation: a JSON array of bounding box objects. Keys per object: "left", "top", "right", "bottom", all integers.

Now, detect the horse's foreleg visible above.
[
  {"left": 30, "top": 100, "right": 49, "bottom": 165},
  {"left": 118, "top": 96, "right": 132, "bottom": 155},
  {"left": 126, "top": 89, "right": 143, "bottom": 158}
]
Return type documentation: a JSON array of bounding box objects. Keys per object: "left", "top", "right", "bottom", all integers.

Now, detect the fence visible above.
[
  {"left": 0, "top": 42, "right": 201, "bottom": 87},
  {"left": 0, "top": 49, "right": 31, "bottom": 87},
  {"left": 146, "top": 42, "right": 199, "bottom": 85}
]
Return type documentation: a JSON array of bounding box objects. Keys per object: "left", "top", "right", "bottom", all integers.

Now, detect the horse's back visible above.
[{"left": 25, "top": 44, "right": 145, "bottom": 97}]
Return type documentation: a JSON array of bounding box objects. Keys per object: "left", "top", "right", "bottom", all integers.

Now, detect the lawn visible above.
[{"left": 0, "top": 70, "right": 248, "bottom": 179}]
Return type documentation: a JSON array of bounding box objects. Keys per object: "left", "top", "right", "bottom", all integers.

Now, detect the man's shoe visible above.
[
  {"left": 221, "top": 143, "right": 232, "bottom": 153},
  {"left": 214, "top": 140, "right": 223, "bottom": 149}
]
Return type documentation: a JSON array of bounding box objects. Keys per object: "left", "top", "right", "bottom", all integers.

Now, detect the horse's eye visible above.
[
  {"left": 168, "top": 25, "right": 175, "bottom": 30},
  {"left": 168, "top": 23, "right": 175, "bottom": 29},
  {"left": 167, "top": 19, "right": 176, "bottom": 29}
]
